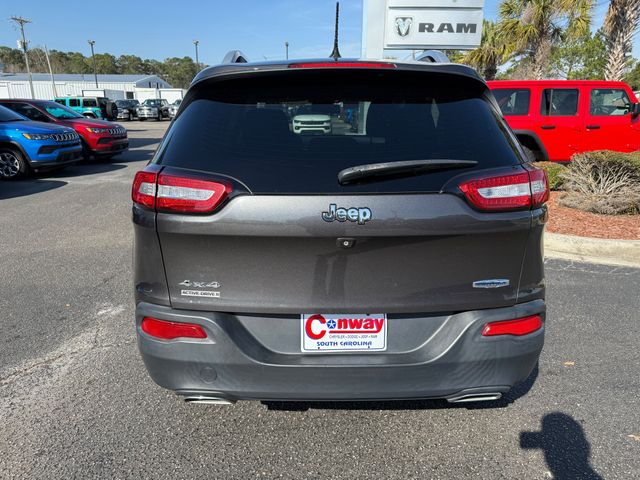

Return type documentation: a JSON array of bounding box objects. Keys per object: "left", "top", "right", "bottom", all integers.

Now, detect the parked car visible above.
[
  {"left": 488, "top": 80, "right": 640, "bottom": 162},
  {"left": 54, "top": 96, "right": 118, "bottom": 121},
  {"left": 0, "top": 99, "right": 128, "bottom": 160},
  {"left": 136, "top": 99, "right": 170, "bottom": 121},
  {"left": 168, "top": 99, "right": 182, "bottom": 119},
  {"left": 132, "top": 58, "right": 549, "bottom": 404},
  {"left": 115, "top": 99, "right": 140, "bottom": 121},
  {"left": 0, "top": 104, "right": 82, "bottom": 179},
  {"left": 292, "top": 113, "right": 332, "bottom": 134}
]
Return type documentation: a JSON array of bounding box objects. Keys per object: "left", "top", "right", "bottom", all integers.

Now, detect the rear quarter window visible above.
[{"left": 157, "top": 70, "right": 523, "bottom": 194}]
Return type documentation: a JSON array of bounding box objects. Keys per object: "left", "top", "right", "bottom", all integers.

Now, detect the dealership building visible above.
[{"left": 0, "top": 73, "right": 180, "bottom": 101}]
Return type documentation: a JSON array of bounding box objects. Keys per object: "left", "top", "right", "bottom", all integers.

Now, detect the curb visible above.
[{"left": 544, "top": 232, "right": 640, "bottom": 268}]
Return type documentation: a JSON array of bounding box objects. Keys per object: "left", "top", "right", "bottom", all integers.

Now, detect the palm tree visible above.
[
  {"left": 499, "top": 0, "right": 593, "bottom": 79},
  {"left": 463, "top": 20, "right": 510, "bottom": 80},
  {"left": 604, "top": 0, "right": 640, "bottom": 81}
]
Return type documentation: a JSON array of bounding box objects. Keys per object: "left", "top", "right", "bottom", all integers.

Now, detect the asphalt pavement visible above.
[{"left": 1, "top": 121, "right": 639, "bottom": 479}]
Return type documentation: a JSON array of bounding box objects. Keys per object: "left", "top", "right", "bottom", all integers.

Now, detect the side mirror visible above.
[{"left": 631, "top": 103, "right": 640, "bottom": 118}]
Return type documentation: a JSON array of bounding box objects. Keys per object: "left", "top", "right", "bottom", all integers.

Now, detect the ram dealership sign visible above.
[{"left": 363, "top": 0, "right": 485, "bottom": 57}]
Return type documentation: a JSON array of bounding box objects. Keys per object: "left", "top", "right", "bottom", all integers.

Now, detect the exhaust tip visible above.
[
  {"left": 447, "top": 392, "right": 503, "bottom": 403},
  {"left": 183, "top": 395, "right": 235, "bottom": 405}
]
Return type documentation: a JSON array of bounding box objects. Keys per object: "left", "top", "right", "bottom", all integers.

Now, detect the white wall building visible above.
[{"left": 0, "top": 73, "right": 175, "bottom": 100}]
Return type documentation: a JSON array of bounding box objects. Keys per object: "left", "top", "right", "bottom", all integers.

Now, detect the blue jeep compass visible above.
[{"left": 0, "top": 105, "right": 82, "bottom": 179}]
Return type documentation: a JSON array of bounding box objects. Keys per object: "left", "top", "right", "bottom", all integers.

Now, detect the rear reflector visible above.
[
  {"left": 459, "top": 168, "right": 550, "bottom": 212},
  {"left": 289, "top": 61, "right": 396, "bottom": 69},
  {"left": 156, "top": 174, "right": 230, "bottom": 213},
  {"left": 141, "top": 317, "right": 207, "bottom": 340},
  {"left": 481, "top": 315, "right": 543, "bottom": 337}
]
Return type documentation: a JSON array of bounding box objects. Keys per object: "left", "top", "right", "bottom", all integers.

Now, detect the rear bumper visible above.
[{"left": 136, "top": 300, "right": 545, "bottom": 402}]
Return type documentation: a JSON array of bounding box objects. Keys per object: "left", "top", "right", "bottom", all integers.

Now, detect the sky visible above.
[{"left": 0, "top": 0, "right": 636, "bottom": 66}]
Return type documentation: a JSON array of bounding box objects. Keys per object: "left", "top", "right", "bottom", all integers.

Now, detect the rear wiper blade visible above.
[{"left": 337, "top": 159, "right": 478, "bottom": 185}]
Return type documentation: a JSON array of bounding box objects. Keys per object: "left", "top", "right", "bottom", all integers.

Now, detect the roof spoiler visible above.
[
  {"left": 416, "top": 50, "right": 450, "bottom": 63},
  {"left": 222, "top": 50, "right": 249, "bottom": 64}
]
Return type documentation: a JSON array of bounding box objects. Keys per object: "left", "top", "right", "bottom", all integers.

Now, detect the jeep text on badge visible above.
[{"left": 322, "top": 204, "right": 372, "bottom": 225}]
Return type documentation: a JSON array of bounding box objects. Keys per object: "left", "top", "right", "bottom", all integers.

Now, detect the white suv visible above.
[{"left": 292, "top": 114, "right": 332, "bottom": 134}]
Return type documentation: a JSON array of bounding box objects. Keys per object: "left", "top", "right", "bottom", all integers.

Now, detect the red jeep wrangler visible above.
[{"left": 488, "top": 80, "right": 640, "bottom": 162}]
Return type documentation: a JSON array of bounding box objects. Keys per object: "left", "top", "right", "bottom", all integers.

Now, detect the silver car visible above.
[
  {"left": 168, "top": 99, "right": 182, "bottom": 119},
  {"left": 137, "top": 99, "right": 169, "bottom": 121}
]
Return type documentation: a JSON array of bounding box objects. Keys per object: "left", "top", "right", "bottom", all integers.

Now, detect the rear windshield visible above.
[{"left": 156, "top": 70, "right": 521, "bottom": 193}]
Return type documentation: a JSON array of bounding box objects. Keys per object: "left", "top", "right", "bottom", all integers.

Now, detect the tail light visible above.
[
  {"left": 132, "top": 168, "right": 231, "bottom": 214},
  {"left": 458, "top": 167, "right": 549, "bottom": 212},
  {"left": 156, "top": 174, "right": 231, "bottom": 213},
  {"left": 141, "top": 317, "right": 207, "bottom": 340},
  {"left": 528, "top": 167, "right": 550, "bottom": 206},
  {"left": 481, "top": 315, "right": 543, "bottom": 337},
  {"left": 132, "top": 170, "right": 158, "bottom": 209}
]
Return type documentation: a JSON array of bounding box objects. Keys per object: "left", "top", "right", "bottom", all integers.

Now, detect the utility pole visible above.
[
  {"left": 10, "top": 16, "right": 35, "bottom": 99},
  {"left": 88, "top": 40, "right": 98, "bottom": 88},
  {"left": 193, "top": 40, "right": 200, "bottom": 69},
  {"left": 285, "top": 41, "right": 289, "bottom": 60},
  {"left": 44, "top": 45, "right": 57, "bottom": 98}
]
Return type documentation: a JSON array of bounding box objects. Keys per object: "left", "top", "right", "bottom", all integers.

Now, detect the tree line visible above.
[
  {"left": 0, "top": 46, "right": 202, "bottom": 89},
  {"left": 2, "top": 1, "right": 640, "bottom": 89},
  {"left": 460, "top": 0, "right": 640, "bottom": 87}
]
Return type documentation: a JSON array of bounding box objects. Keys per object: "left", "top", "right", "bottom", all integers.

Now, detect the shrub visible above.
[
  {"left": 536, "top": 162, "right": 565, "bottom": 190},
  {"left": 559, "top": 151, "right": 640, "bottom": 215}
]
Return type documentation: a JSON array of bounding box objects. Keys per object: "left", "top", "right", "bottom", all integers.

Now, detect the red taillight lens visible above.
[
  {"left": 132, "top": 170, "right": 158, "bottom": 209},
  {"left": 459, "top": 167, "right": 550, "bottom": 212},
  {"left": 289, "top": 61, "right": 396, "bottom": 69},
  {"left": 528, "top": 167, "right": 550, "bottom": 207},
  {"left": 132, "top": 168, "right": 231, "bottom": 214},
  {"left": 459, "top": 172, "right": 532, "bottom": 211},
  {"left": 141, "top": 317, "right": 207, "bottom": 340},
  {"left": 156, "top": 173, "right": 230, "bottom": 213},
  {"left": 481, "top": 315, "right": 543, "bottom": 337}
]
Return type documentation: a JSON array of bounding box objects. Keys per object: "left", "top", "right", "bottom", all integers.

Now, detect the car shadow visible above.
[
  {"left": 0, "top": 178, "right": 67, "bottom": 200},
  {"left": 91, "top": 151, "right": 155, "bottom": 164},
  {"left": 128, "top": 137, "right": 164, "bottom": 149},
  {"left": 38, "top": 162, "right": 127, "bottom": 179},
  {"left": 262, "top": 363, "right": 539, "bottom": 412},
  {"left": 521, "top": 412, "right": 603, "bottom": 480}
]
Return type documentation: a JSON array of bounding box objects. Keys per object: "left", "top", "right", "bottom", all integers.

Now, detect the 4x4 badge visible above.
[{"left": 322, "top": 204, "right": 372, "bottom": 225}]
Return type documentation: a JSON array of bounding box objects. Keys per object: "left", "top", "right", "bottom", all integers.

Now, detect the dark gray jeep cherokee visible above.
[{"left": 132, "top": 58, "right": 548, "bottom": 404}]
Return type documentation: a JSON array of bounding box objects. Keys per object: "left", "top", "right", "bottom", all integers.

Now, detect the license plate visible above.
[{"left": 301, "top": 313, "right": 387, "bottom": 352}]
